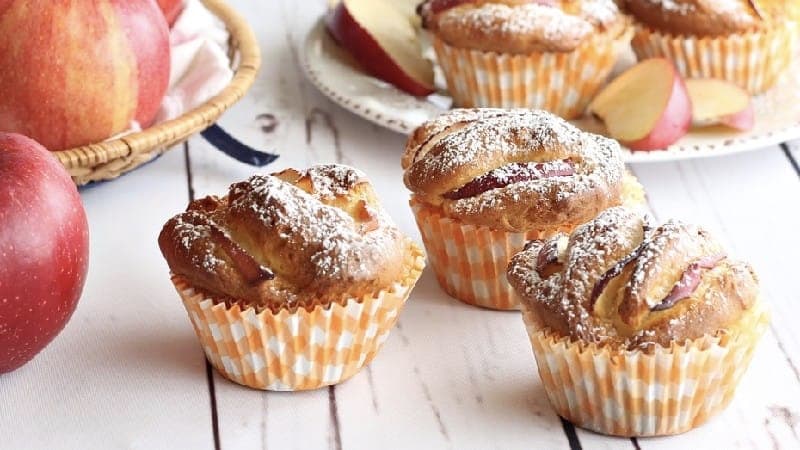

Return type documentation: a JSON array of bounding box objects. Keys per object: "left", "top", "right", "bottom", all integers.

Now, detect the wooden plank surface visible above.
[{"left": 2, "top": 0, "right": 799, "bottom": 448}]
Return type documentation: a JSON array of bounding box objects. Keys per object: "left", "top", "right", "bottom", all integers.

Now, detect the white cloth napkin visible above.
[{"left": 154, "top": 0, "right": 233, "bottom": 123}]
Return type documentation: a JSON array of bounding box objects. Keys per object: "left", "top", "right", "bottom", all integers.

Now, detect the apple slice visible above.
[
  {"left": 588, "top": 58, "right": 692, "bottom": 152},
  {"left": 326, "top": 0, "right": 435, "bottom": 96},
  {"left": 686, "top": 78, "right": 755, "bottom": 131}
]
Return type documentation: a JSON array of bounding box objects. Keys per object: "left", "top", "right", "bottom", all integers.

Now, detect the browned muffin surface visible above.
[
  {"left": 159, "top": 164, "right": 409, "bottom": 312},
  {"left": 507, "top": 207, "right": 759, "bottom": 350},
  {"left": 419, "top": 0, "right": 628, "bottom": 53},
  {"left": 402, "top": 109, "right": 632, "bottom": 232}
]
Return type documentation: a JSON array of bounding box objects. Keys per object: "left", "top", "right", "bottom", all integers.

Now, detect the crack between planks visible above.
[
  {"left": 328, "top": 386, "right": 343, "bottom": 450},
  {"left": 770, "top": 323, "right": 800, "bottom": 384},
  {"left": 186, "top": 142, "right": 221, "bottom": 450},
  {"left": 364, "top": 365, "right": 381, "bottom": 414},
  {"left": 412, "top": 366, "right": 451, "bottom": 442},
  {"left": 305, "top": 107, "right": 346, "bottom": 164},
  {"left": 780, "top": 143, "right": 800, "bottom": 178},
  {"left": 261, "top": 394, "right": 268, "bottom": 450},
  {"left": 559, "top": 417, "right": 582, "bottom": 450}
]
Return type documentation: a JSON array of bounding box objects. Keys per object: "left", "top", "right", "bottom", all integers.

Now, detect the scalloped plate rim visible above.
[{"left": 300, "top": 19, "right": 800, "bottom": 163}]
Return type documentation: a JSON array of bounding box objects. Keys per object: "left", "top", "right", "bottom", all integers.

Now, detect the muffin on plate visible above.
[
  {"left": 507, "top": 207, "right": 769, "bottom": 436},
  {"left": 402, "top": 108, "right": 644, "bottom": 310},
  {"left": 418, "top": 0, "right": 632, "bottom": 118},
  {"left": 626, "top": 0, "right": 796, "bottom": 94},
  {"left": 158, "top": 164, "right": 425, "bottom": 391}
]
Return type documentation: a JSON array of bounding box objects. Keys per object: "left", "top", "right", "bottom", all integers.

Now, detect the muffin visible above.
[
  {"left": 626, "top": 0, "right": 796, "bottom": 94},
  {"left": 507, "top": 207, "right": 769, "bottom": 436},
  {"left": 402, "top": 108, "right": 644, "bottom": 310},
  {"left": 158, "top": 164, "right": 425, "bottom": 391},
  {"left": 418, "top": 0, "right": 633, "bottom": 118}
]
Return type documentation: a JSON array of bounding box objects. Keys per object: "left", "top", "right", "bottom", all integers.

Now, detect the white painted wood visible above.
[
  {"left": 4, "top": 0, "right": 799, "bottom": 449},
  {"left": 630, "top": 149, "right": 800, "bottom": 449},
  {"left": 0, "top": 149, "right": 214, "bottom": 450}
]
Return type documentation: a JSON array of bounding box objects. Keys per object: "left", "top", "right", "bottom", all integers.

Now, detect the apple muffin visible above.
[
  {"left": 626, "top": 0, "right": 796, "bottom": 93},
  {"left": 418, "top": 0, "right": 633, "bottom": 118},
  {"left": 159, "top": 164, "right": 425, "bottom": 391},
  {"left": 402, "top": 108, "right": 644, "bottom": 310},
  {"left": 507, "top": 206, "right": 769, "bottom": 436}
]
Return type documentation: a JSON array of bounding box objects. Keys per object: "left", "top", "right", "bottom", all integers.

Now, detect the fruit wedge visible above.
[
  {"left": 686, "top": 78, "right": 755, "bottom": 131},
  {"left": 588, "top": 58, "right": 692, "bottom": 151},
  {"left": 326, "top": 0, "right": 435, "bottom": 96}
]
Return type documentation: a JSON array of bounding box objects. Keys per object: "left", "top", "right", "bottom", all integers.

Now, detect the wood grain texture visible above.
[{"left": 0, "top": 149, "right": 214, "bottom": 449}]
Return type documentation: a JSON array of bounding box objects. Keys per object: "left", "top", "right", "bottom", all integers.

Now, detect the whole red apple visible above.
[
  {"left": 0, "top": 133, "right": 89, "bottom": 373},
  {"left": 0, "top": 0, "right": 171, "bottom": 151},
  {"left": 157, "top": 0, "right": 185, "bottom": 26}
]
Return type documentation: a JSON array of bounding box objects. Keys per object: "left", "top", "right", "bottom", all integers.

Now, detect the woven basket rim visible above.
[{"left": 54, "top": 0, "right": 261, "bottom": 182}]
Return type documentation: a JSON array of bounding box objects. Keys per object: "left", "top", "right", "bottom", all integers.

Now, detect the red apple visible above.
[
  {"left": 686, "top": 78, "right": 755, "bottom": 132},
  {"left": 0, "top": 0, "right": 171, "bottom": 151},
  {"left": 0, "top": 133, "right": 89, "bottom": 373},
  {"left": 326, "top": 0, "right": 436, "bottom": 96},
  {"left": 157, "top": 0, "right": 184, "bottom": 26},
  {"left": 588, "top": 58, "right": 692, "bottom": 152}
]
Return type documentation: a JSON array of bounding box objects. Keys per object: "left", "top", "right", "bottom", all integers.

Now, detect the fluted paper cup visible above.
[
  {"left": 171, "top": 244, "right": 425, "bottom": 391},
  {"left": 431, "top": 29, "right": 632, "bottom": 119},
  {"left": 521, "top": 300, "right": 770, "bottom": 436}
]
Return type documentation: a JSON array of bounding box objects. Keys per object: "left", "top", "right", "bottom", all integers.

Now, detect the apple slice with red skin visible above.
[
  {"left": 686, "top": 78, "right": 755, "bottom": 132},
  {"left": 326, "top": 0, "right": 435, "bottom": 96},
  {"left": 588, "top": 58, "right": 692, "bottom": 152},
  {"left": 443, "top": 160, "right": 575, "bottom": 200}
]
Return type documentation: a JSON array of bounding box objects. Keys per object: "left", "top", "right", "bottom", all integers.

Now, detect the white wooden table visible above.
[{"left": 3, "top": 1, "right": 800, "bottom": 449}]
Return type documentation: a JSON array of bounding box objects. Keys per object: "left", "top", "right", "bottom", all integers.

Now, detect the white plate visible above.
[{"left": 301, "top": 19, "right": 800, "bottom": 162}]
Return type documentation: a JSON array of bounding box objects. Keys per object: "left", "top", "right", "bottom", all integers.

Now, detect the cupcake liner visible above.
[
  {"left": 631, "top": 24, "right": 795, "bottom": 94},
  {"left": 410, "top": 199, "right": 567, "bottom": 310},
  {"left": 521, "top": 301, "right": 770, "bottom": 436},
  {"left": 431, "top": 30, "right": 631, "bottom": 119},
  {"left": 409, "top": 176, "right": 645, "bottom": 311},
  {"left": 171, "top": 244, "right": 426, "bottom": 391}
]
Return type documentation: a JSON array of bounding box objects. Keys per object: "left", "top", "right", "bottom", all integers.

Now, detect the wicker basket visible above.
[{"left": 54, "top": 0, "right": 260, "bottom": 185}]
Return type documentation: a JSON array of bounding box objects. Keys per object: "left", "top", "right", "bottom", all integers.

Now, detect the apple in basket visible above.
[
  {"left": 0, "top": 0, "right": 171, "bottom": 151},
  {"left": 0, "top": 133, "right": 89, "bottom": 373},
  {"left": 157, "top": 0, "right": 185, "bottom": 26}
]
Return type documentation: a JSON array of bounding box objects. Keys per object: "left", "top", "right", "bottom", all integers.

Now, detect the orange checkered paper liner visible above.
[
  {"left": 410, "top": 199, "right": 566, "bottom": 310},
  {"left": 171, "top": 245, "right": 425, "bottom": 391},
  {"left": 521, "top": 301, "right": 770, "bottom": 437},
  {"left": 631, "top": 24, "right": 795, "bottom": 95},
  {"left": 408, "top": 176, "right": 645, "bottom": 311},
  {"left": 431, "top": 29, "right": 632, "bottom": 119}
]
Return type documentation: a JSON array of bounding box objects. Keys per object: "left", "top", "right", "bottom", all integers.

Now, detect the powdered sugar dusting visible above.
[
  {"left": 407, "top": 109, "right": 624, "bottom": 217},
  {"left": 171, "top": 213, "right": 226, "bottom": 271},
  {"left": 437, "top": 3, "right": 593, "bottom": 42},
  {"left": 509, "top": 206, "right": 751, "bottom": 349},
  {"left": 228, "top": 171, "right": 401, "bottom": 282},
  {"left": 305, "top": 164, "right": 366, "bottom": 198}
]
